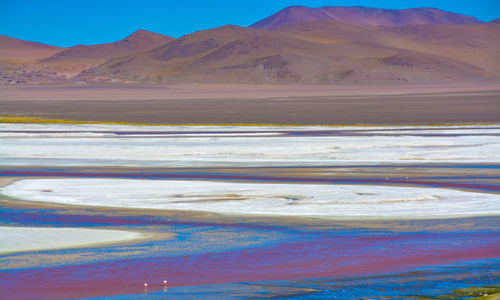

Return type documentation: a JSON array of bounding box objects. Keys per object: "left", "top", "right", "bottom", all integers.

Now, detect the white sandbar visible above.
[
  {"left": 0, "top": 226, "right": 143, "bottom": 254},
  {"left": 2, "top": 179, "right": 499, "bottom": 219}
]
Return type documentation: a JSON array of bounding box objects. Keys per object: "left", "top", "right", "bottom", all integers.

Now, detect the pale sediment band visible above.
[
  {"left": 0, "top": 226, "right": 144, "bottom": 254},
  {"left": 2, "top": 179, "right": 499, "bottom": 219},
  {"left": 1, "top": 124, "right": 499, "bottom": 167}
]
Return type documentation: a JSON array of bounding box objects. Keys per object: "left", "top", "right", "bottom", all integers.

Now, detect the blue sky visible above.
[{"left": 1, "top": 0, "right": 499, "bottom": 47}]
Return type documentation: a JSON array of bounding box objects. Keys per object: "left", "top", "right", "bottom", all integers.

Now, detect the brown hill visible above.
[
  {"left": 82, "top": 25, "right": 316, "bottom": 83},
  {"left": 42, "top": 30, "right": 175, "bottom": 63},
  {"left": 373, "top": 23, "right": 500, "bottom": 73},
  {"left": 1, "top": 30, "right": 175, "bottom": 85},
  {"left": 0, "top": 35, "right": 63, "bottom": 59},
  {"left": 250, "top": 6, "right": 482, "bottom": 30},
  {"left": 81, "top": 22, "right": 499, "bottom": 84},
  {"left": 276, "top": 20, "right": 500, "bottom": 74}
]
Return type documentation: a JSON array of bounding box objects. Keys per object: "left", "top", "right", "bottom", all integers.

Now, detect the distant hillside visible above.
[
  {"left": 81, "top": 22, "right": 500, "bottom": 84},
  {"left": 276, "top": 20, "right": 500, "bottom": 74},
  {"left": 42, "top": 30, "right": 175, "bottom": 63},
  {"left": 0, "top": 30, "right": 174, "bottom": 85},
  {"left": 82, "top": 25, "right": 312, "bottom": 83},
  {"left": 2, "top": 6, "right": 499, "bottom": 85},
  {"left": 250, "top": 6, "right": 483, "bottom": 30},
  {"left": 0, "top": 35, "right": 63, "bottom": 59}
]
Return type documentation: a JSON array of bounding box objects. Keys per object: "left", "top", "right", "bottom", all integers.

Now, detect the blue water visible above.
[{"left": 88, "top": 258, "right": 500, "bottom": 299}]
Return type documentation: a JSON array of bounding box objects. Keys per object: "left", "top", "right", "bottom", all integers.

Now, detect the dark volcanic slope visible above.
[
  {"left": 82, "top": 22, "right": 500, "bottom": 84},
  {"left": 42, "top": 30, "right": 175, "bottom": 63},
  {"left": 250, "top": 6, "right": 483, "bottom": 30},
  {"left": 0, "top": 35, "right": 63, "bottom": 59}
]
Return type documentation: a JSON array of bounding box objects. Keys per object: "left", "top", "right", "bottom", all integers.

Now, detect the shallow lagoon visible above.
[{"left": 1, "top": 123, "right": 499, "bottom": 299}]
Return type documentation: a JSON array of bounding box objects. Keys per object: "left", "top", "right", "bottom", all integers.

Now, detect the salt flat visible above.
[
  {"left": 1, "top": 124, "right": 499, "bottom": 167},
  {"left": 0, "top": 226, "right": 143, "bottom": 254},
  {"left": 3, "top": 179, "right": 499, "bottom": 219}
]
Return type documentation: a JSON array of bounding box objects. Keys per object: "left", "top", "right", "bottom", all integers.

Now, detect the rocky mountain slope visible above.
[
  {"left": 250, "top": 6, "right": 483, "bottom": 30},
  {"left": 0, "top": 30, "right": 174, "bottom": 84},
  {"left": 0, "top": 35, "right": 63, "bottom": 59},
  {"left": 42, "top": 30, "right": 175, "bottom": 63},
  {"left": 1, "top": 6, "right": 498, "bottom": 85},
  {"left": 81, "top": 21, "right": 500, "bottom": 84}
]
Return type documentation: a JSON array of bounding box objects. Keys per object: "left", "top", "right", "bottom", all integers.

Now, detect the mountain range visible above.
[
  {"left": 0, "top": 35, "right": 62, "bottom": 59},
  {"left": 42, "top": 30, "right": 175, "bottom": 64},
  {"left": 1, "top": 6, "right": 499, "bottom": 85},
  {"left": 250, "top": 6, "right": 483, "bottom": 29}
]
